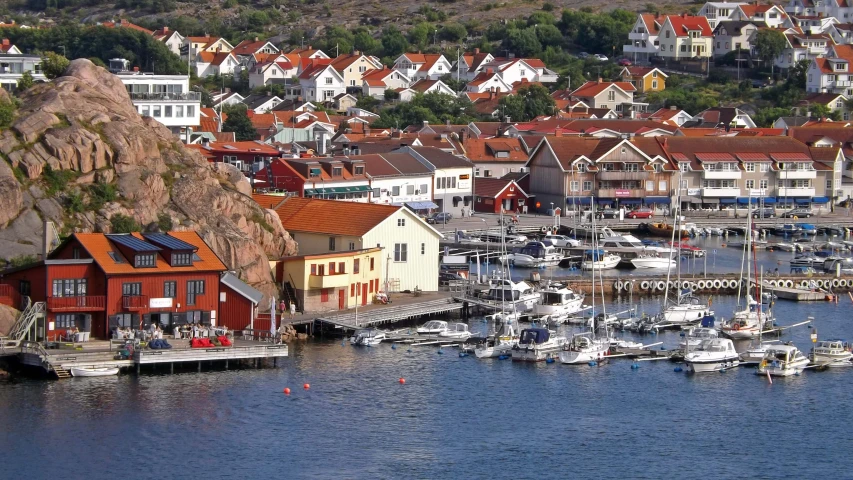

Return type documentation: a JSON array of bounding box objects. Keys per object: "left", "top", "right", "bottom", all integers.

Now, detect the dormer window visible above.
[
  {"left": 354, "top": 166, "right": 364, "bottom": 175},
  {"left": 332, "top": 166, "right": 343, "bottom": 176},
  {"left": 309, "top": 167, "right": 321, "bottom": 177},
  {"left": 135, "top": 253, "right": 156, "bottom": 268},
  {"left": 171, "top": 252, "right": 193, "bottom": 267}
]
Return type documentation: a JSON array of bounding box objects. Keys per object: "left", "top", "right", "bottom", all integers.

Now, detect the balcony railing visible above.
[
  {"left": 703, "top": 170, "right": 742, "bottom": 180},
  {"left": 702, "top": 187, "right": 741, "bottom": 197},
  {"left": 128, "top": 92, "right": 201, "bottom": 102},
  {"left": 47, "top": 296, "right": 106, "bottom": 312},
  {"left": 778, "top": 170, "right": 817, "bottom": 179},
  {"left": 122, "top": 295, "right": 150, "bottom": 311},
  {"left": 778, "top": 187, "right": 816, "bottom": 197},
  {"left": 597, "top": 188, "right": 648, "bottom": 198},
  {"left": 597, "top": 171, "right": 648, "bottom": 181}
]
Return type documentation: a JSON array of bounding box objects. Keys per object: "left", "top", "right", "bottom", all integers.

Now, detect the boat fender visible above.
[
  {"left": 733, "top": 324, "right": 741, "bottom": 331},
  {"left": 673, "top": 366, "right": 683, "bottom": 372},
  {"left": 840, "top": 279, "right": 849, "bottom": 288},
  {"left": 540, "top": 226, "right": 548, "bottom": 233},
  {"left": 689, "top": 282, "right": 698, "bottom": 292},
  {"left": 615, "top": 281, "right": 623, "bottom": 291},
  {"left": 673, "top": 280, "right": 681, "bottom": 289},
  {"left": 832, "top": 279, "right": 841, "bottom": 288},
  {"left": 712, "top": 280, "right": 722, "bottom": 289},
  {"left": 625, "top": 280, "right": 634, "bottom": 291},
  {"left": 784, "top": 280, "right": 794, "bottom": 288},
  {"left": 800, "top": 280, "right": 810, "bottom": 288},
  {"left": 768, "top": 280, "right": 777, "bottom": 288},
  {"left": 816, "top": 279, "right": 826, "bottom": 289},
  {"left": 641, "top": 281, "right": 651, "bottom": 290},
  {"left": 656, "top": 281, "right": 666, "bottom": 291},
  {"left": 697, "top": 280, "right": 707, "bottom": 289},
  {"left": 667, "top": 281, "right": 675, "bottom": 290}
]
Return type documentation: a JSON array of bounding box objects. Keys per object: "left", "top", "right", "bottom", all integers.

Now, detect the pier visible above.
[{"left": 313, "top": 295, "right": 463, "bottom": 332}]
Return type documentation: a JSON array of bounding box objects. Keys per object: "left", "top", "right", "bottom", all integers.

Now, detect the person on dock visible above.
[
  {"left": 290, "top": 302, "right": 296, "bottom": 319},
  {"left": 279, "top": 299, "right": 286, "bottom": 315}
]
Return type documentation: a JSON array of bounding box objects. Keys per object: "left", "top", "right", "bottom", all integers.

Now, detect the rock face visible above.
[
  {"left": 0, "top": 59, "right": 297, "bottom": 299},
  {"left": 0, "top": 304, "right": 17, "bottom": 337}
]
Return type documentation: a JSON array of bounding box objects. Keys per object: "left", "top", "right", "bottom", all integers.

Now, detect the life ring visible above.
[
  {"left": 817, "top": 279, "right": 826, "bottom": 289},
  {"left": 733, "top": 324, "right": 741, "bottom": 331},
  {"left": 641, "top": 281, "right": 651, "bottom": 290},
  {"left": 712, "top": 279, "right": 722, "bottom": 289},
  {"left": 832, "top": 279, "right": 841, "bottom": 288},
  {"left": 689, "top": 282, "right": 698, "bottom": 292},
  {"left": 656, "top": 281, "right": 666, "bottom": 291},
  {"left": 667, "top": 281, "right": 674, "bottom": 289},
  {"left": 615, "top": 281, "right": 623, "bottom": 291}
]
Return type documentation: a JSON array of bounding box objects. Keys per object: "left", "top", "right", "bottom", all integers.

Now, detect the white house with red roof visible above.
[
  {"left": 330, "top": 52, "right": 383, "bottom": 89},
  {"left": 408, "top": 79, "right": 455, "bottom": 96},
  {"left": 232, "top": 38, "right": 280, "bottom": 63},
  {"left": 393, "top": 53, "right": 453, "bottom": 81},
  {"left": 181, "top": 36, "right": 233, "bottom": 62},
  {"left": 466, "top": 71, "right": 513, "bottom": 93},
  {"left": 297, "top": 62, "right": 346, "bottom": 102},
  {"left": 658, "top": 14, "right": 714, "bottom": 59},
  {"left": 731, "top": 3, "right": 790, "bottom": 27},
  {"left": 697, "top": 2, "right": 746, "bottom": 29},
  {"left": 624, "top": 14, "right": 664, "bottom": 61},
  {"left": 806, "top": 44, "right": 853, "bottom": 94},
  {"left": 152, "top": 27, "right": 185, "bottom": 56},
  {"left": 647, "top": 107, "right": 694, "bottom": 126},
  {"left": 194, "top": 51, "right": 240, "bottom": 78},
  {"left": 0, "top": 38, "right": 21, "bottom": 54},
  {"left": 289, "top": 46, "right": 329, "bottom": 59},
  {"left": 361, "top": 67, "right": 411, "bottom": 99},
  {"left": 248, "top": 55, "right": 298, "bottom": 89},
  {"left": 827, "top": 22, "right": 853, "bottom": 44},
  {"left": 569, "top": 81, "right": 640, "bottom": 115},
  {"left": 455, "top": 48, "right": 495, "bottom": 81},
  {"left": 773, "top": 30, "right": 832, "bottom": 70}
]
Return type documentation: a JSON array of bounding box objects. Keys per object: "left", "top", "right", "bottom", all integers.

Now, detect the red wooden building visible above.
[
  {"left": 473, "top": 178, "right": 531, "bottom": 214},
  {"left": 0, "top": 231, "right": 263, "bottom": 339}
]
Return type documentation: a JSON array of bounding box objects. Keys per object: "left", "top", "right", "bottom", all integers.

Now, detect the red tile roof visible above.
[
  {"left": 570, "top": 81, "right": 636, "bottom": 98},
  {"left": 474, "top": 178, "right": 528, "bottom": 198},
  {"left": 463, "top": 138, "right": 527, "bottom": 162},
  {"left": 272, "top": 197, "right": 399, "bottom": 236},
  {"left": 665, "top": 14, "right": 713, "bottom": 37},
  {"left": 101, "top": 19, "right": 153, "bottom": 35},
  {"left": 233, "top": 39, "right": 276, "bottom": 57}
]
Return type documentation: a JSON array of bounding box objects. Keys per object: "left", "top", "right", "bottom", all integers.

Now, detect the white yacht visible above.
[
  {"left": 684, "top": 338, "right": 740, "bottom": 373},
  {"left": 631, "top": 253, "right": 676, "bottom": 269},
  {"left": 507, "top": 242, "right": 563, "bottom": 268},
  {"left": 511, "top": 328, "right": 567, "bottom": 362},
  {"left": 475, "top": 316, "right": 520, "bottom": 358},
  {"left": 416, "top": 320, "right": 448, "bottom": 335},
  {"left": 809, "top": 339, "right": 853, "bottom": 367},
  {"left": 679, "top": 326, "right": 718, "bottom": 350},
  {"left": 485, "top": 279, "right": 539, "bottom": 312},
  {"left": 559, "top": 332, "right": 609, "bottom": 364},
  {"left": 350, "top": 328, "right": 386, "bottom": 346},
  {"left": 596, "top": 227, "right": 675, "bottom": 254},
  {"left": 756, "top": 344, "right": 810, "bottom": 377},
  {"left": 438, "top": 323, "right": 472, "bottom": 340},
  {"left": 533, "top": 283, "right": 585, "bottom": 321},
  {"left": 662, "top": 293, "right": 714, "bottom": 325},
  {"left": 581, "top": 249, "right": 621, "bottom": 270}
]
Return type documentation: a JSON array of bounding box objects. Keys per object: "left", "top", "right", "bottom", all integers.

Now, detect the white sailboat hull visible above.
[
  {"left": 685, "top": 356, "right": 739, "bottom": 373},
  {"left": 70, "top": 367, "right": 119, "bottom": 377},
  {"left": 511, "top": 340, "right": 565, "bottom": 362},
  {"left": 631, "top": 257, "right": 677, "bottom": 269},
  {"left": 512, "top": 254, "right": 562, "bottom": 268},
  {"left": 533, "top": 299, "right": 585, "bottom": 318},
  {"left": 663, "top": 305, "right": 712, "bottom": 324},
  {"left": 581, "top": 256, "right": 620, "bottom": 270},
  {"left": 558, "top": 345, "right": 608, "bottom": 364}
]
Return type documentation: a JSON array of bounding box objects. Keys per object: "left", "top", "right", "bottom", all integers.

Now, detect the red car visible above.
[
  {"left": 618, "top": 58, "right": 633, "bottom": 66},
  {"left": 627, "top": 208, "right": 653, "bottom": 219}
]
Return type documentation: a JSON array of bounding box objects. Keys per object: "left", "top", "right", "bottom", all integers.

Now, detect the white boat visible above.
[
  {"left": 684, "top": 338, "right": 740, "bottom": 373},
  {"left": 438, "top": 323, "right": 472, "bottom": 340},
  {"left": 773, "top": 242, "right": 797, "bottom": 252},
  {"left": 580, "top": 249, "right": 621, "bottom": 270},
  {"left": 417, "top": 320, "right": 448, "bottom": 335},
  {"left": 475, "top": 316, "right": 520, "bottom": 358},
  {"left": 756, "top": 344, "right": 810, "bottom": 377},
  {"left": 532, "top": 283, "right": 585, "bottom": 321},
  {"left": 486, "top": 279, "right": 540, "bottom": 312},
  {"left": 544, "top": 234, "right": 581, "bottom": 247},
  {"left": 679, "top": 326, "right": 718, "bottom": 350},
  {"left": 720, "top": 297, "right": 771, "bottom": 340},
  {"left": 511, "top": 327, "right": 567, "bottom": 362},
  {"left": 662, "top": 294, "right": 714, "bottom": 325},
  {"left": 350, "top": 328, "right": 386, "bottom": 346},
  {"left": 631, "top": 253, "right": 676, "bottom": 269},
  {"left": 70, "top": 367, "right": 119, "bottom": 377},
  {"left": 809, "top": 339, "right": 853, "bottom": 367},
  {"left": 559, "top": 332, "right": 609, "bottom": 364},
  {"left": 597, "top": 227, "right": 675, "bottom": 255},
  {"left": 507, "top": 242, "right": 563, "bottom": 268}
]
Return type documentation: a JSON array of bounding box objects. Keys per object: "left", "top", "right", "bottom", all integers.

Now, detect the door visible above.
[
  {"left": 362, "top": 283, "right": 368, "bottom": 306},
  {"left": 503, "top": 199, "right": 512, "bottom": 211},
  {"left": 339, "top": 289, "right": 346, "bottom": 310}
]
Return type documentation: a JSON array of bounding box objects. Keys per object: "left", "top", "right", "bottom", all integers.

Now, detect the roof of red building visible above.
[
  {"left": 640, "top": 14, "right": 662, "bottom": 35},
  {"left": 399, "top": 53, "right": 444, "bottom": 72},
  {"left": 665, "top": 14, "right": 713, "bottom": 37},
  {"left": 272, "top": 197, "right": 400, "bottom": 236},
  {"left": 463, "top": 138, "right": 527, "bottom": 162},
  {"left": 298, "top": 60, "right": 334, "bottom": 79},
  {"left": 474, "top": 177, "right": 529, "bottom": 198},
  {"left": 570, "top": 81, "right": 636, "bottom": 97},
  {"left": 197, "top": 51, "right": 235, "bottom": 66},
  {"left": 101, "top": 19, "right": 153, "bottom": 35},
  {"left": 232, "top": 39, "right": 276, "bottom": 56}
]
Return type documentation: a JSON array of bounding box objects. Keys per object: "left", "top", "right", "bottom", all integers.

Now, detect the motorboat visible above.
[
  {"left": 70, "top": 367, "right": 120, "bottom": 377},
  {"left": 350, "top": 328, "right": 387, "bottom": 346},
  {"left": 485, "top": 279, "right": 539, "bottom": 312},
  {"left": 438, "top": 323, "right": 472, "bottom": 340},
  {"left": 796, "top": 223, "right": 817, "bottom": 235},
  {"left": 720, "top": 298, "right": 771, "bottom": 340},
  {"left": 756, "top": 344, "right": 810, "bottom": 377},
  {"left": 809, "top": 339, "right": 853, "bottom": 367},
  {"left": 773, "top": 224, "right": 802, "bottom": 236},
  {"left": 679, "top": 326, "right": 718, "bottom": 350},
  {"left": 532, "top": 283, "right": 585, "bottom": 321},
  {"left": 789, "top": 254, "right": 824, "bottom": 268},
  {"left": 684, "top": 338, "right": 740, "bottom": 373},
  {"left": 823, "top": 257, "right": 853, "bottom": 274},
  {"left": 416, "top": 320, "right": 448, "bottom": 335},
  {"left": 661, "top": 293, "right": 714, "bottom": 326},
  {"left": 475, "top": 316, "right": 520, "bottom": 358},
  {"left": 543, "top": 234, "right": 581, "bottom": 247},
  {"left": 631, "top": 253, "right": 676, "bottom": 269},
  {"left": 580, "top": 249, "right": 621, "bottom": 270},
  {"left": 597, "top": 227, "right": 675, "bottom": 254},
  {"left": 507, "top": 241, "right": 563, "bottom": 268},
  {"left": 773, "top": 242, "right": 797, "bottom": 252},
  {"left": 559, "top": 332, "right": 609, "bottom": 364},
  {"left": 648, "top": 222, "right": 690, "bottom": 238},
  {"left": 739, "top": 341, "right": 780, "bottom": 364},
  {"left": 511, "top": 328, "right": 567, "bottom": 362}
]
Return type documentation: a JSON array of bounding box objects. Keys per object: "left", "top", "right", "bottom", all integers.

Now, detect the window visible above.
[
  {"left": 827, "top": 179, "right": 833, "bottom": 189},
  {"left": 329, "top": 237, "right": 336, "bottom": 251},
  {"left": 652, "top": 80, "right": 658, "bottom": 89},
  {"left": 338, "top": 262, "right": 346, "bottom": 273},
  {"left": 141, "top": 106, "right": 150, "bottom": 116},
  {"left": 354, "top": 258, "right": 360, "bottom": 274},
  {"left": 421, "top": 243, "right": 425, "bottom": 255},
  {"left": 187, "top": 105, "right": 195, "bottom": 117},
  {"left": 171, "top": 252, "right": 192, "bottom": 266},
  {"left": 646, "top": 180, "right": 654, "bottom": 191},
  {"left": 332, "top": 167, "right": 343, "bottom": 176},
  {"left": 122, "top": 282, "right": 142, "bottom": 296},
  {"left": 354, "top": 166, "right": 364, "bottom": 175},
  {"left": 420, "top": 184, "right": 428, "bottom": 194},
  {"left": 372, "top": 188, "right": 380, "bottom": 197},
  {"left": 176, "top": 105, "right": 183, "bottom": 117},
  {"left": 329, "top": 262, "right": 336, "bottom": 275},
  {"left": 165, "top": 106, "right": 172, "bottom": 117},
  {"left": 394, "top": 243, "right": 408, "bottom": 262},
  {"left": 608, "top": 91, "right": 615, "bottom": 101},
  {"left": 680, "top": 162, "right": 690, "bottom": 172},
  {"left": 52, "top": 279, "right": 87, "bottom": 297},
  {"left": 153, "top": 106, "right": 162, "bottom": 117},
  {"left": 186, "top": 280, "right": 205, "bottom": 305},
  {"left": 625, "top": 164, "right": 639, "bottom": 172},
  {"left": 370, "top": 257, "right": 375, "bottom": 271},
  {"left": 325, "top": 77, "right": 333, "bottom": 85},
  {"left": 577, "top": 164, "right": 587, "bottom": 173},
  {"left": 19, "top": 280, "right": 30, "bottom": 297},
  {"left": 760, "top": 163, "right": 770, "bottom": 173},
  {"left": 56, "top": 314, "right": 76, "bottom": 329},
  {"left": 666, "top": 30, "right": 671, "bottom": 38},
  {"left": 164, "top": 281, "right": 176, "bottom": 298},
  {"left": 760, "top": 180, "right": 768, "bottom": 189},
  {"left": 398, "top": 218, "right": 406, "bottom": 227},
  {"left": 746, "top": 179, "right": 755, "bottom": 189},
  {"left": 680, "top": 180, "right": 688, "bottom": 189},
  {"left": 350, "top": 283, "right": 355, "bottom": 297},
  {"left": 134, "top": 253, "right": 156, "bottom": 268},
  {"left": 745, "top": 163, "right": 755, "bottom": 172},
  {"left": 407, "top": 184, "right": 415, "bottom": 195},
  {"left": 582, "top": 181, "right": 592, "bottom": 191},
  {"left": 570, "top": 181, "right": 580, "bottom": 192},
  {"left": 310, "top": 264, "right": 317, "bottom": 275},
  {"left": 320, "top": 288, "right": 329, "bottom": 303},
  {"left": 392, "top": 185, "right": 401, "bottom": 196}
]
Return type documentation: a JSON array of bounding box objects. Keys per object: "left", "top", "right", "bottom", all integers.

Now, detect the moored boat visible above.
[
  {"left": 559, "top": 332, "right": 609, "bottom": 364},
  {"left": 756, "top": 344, "right": 810, "bottom": 377},
  {"left": 350, "top": 328, "right": 387, "bottom": 346},
  {"left": 511, "top": 328, "right": 566, "bottom": 362},
  {"left": 70, "top": 367, "right": 120, "bottom": 377},
  {"left": 417, "top": 320, "right": 448, "bottom": 335},
  {"left": 684, "top": 338, "right": 740, "bottom": 373},
  {"left": 809, "top": 339, "right": 853, "bottom": 367}
]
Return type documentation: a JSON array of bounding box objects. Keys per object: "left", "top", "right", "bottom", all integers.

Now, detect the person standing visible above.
[{"left": 290, "top": 302, "right": 296, "bottom": 319}]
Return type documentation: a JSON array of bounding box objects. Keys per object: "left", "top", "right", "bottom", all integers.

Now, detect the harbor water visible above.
[{"left": 1, "top": 295, "right": 851, "bottom": 478}]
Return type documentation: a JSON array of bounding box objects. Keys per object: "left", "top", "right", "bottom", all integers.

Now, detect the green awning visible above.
[
  {"left": 306, "top": 186, "right": 370, "bottom": 195},
  {"left": 304, "top": 188, "right": 316, "bottom": 195}
]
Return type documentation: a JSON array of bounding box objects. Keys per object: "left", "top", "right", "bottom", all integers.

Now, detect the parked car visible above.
[
  {"left": 626, "top": 207, "right": 654, "bottom": 219},
  {"left": 751, "top": 207, "right": 776, "bottom": 218},
  {"left": 649, "top": 56, "right": 666, "bottom": 65},
  {"left": 594, "top": 54, "right": 609, "bottom": 61},
  {"left": 781, "top": 208, "right": 813, "bottom": 218},
  {"left": 599, "top": 208, "right": 619, "bottom": 219},
  {"left": 427, "top": 212, "right": 453, "bottom": 224},
  {"left": 617, "top": 58, "right": 632, "bottom": 66},
  {"left": 439, "top": 271, "right": 466, "bottom": 285},
  {"left": 578, "top": 52, "right": 590, "bottom": 59}
]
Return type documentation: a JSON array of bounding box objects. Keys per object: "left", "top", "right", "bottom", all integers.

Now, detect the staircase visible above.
[
  {"left": 282, "top": 281, "right": 298, "bottom": 311},
  {"left": 6, "top": 298, "right": 45, "bottom": 345},
  {"left": 53, "top": 367, "right": 71, "bottom": 379}
]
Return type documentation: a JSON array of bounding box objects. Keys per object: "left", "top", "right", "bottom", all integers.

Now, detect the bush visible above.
[
  {"left": 9, "top": 254, "right": 39, "bottom": 268},
  {"left": 0, "top": 100, "right": 14, "bottom": 128},
  {"left": 157, "top": 212, "right": 173, "bottom": 231},
  {"left": 87, "top": 182, "right": 117, "bottom": 210},
  {"left": 110, "top": 213, "right": 141, "bottom": 233},
  {"left": 66, "top": 189, "right": 85, "bottom": 213},
  {"left": 42, "top": 166, "right": 78, "bottom": 195}
]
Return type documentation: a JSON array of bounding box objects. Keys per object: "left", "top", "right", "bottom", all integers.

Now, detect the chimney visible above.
[
  {"left": 555, "top": 128, "right": 563, "bottom": 137},
  {"left": 133, "top": 66, "right": 139, "bottom": 72},
  {"left": 670, "top": 105, "right": 676, "bottom": 110},
  {"left": 201, "top": 137, "right": 210, "bottom": 147},
  {"left": 255, "top": 37, "right": 259, "bottom": 42},
  {"left": 474, "top": 48, "right": 480, "bottom": 54},
  {"left": 307, "top": 45, "right": 312, "bottom": 50},
  {"left": 598, "top": 77, "right": 603, "bottom": 83},
  {"left": 352, "top": 144, "right": 360, "bottom": 155},
  {"left": 353, "top": 50, "right": 360, "bottom": 56},
  {"left": 446, "top": 119, "right": 450, "bottom": 127},
  {"left": 162, "top": 26, "right": 169, "bottom": 33},
  {"left": 422, "top": 120, "right": 429, "bottom": 127},
  {"left": 1, "top": 38, "right": 8, "bottom": 46},
  {"left": 682, "top": 13, "right": 687, "bottom": 18},
  {"left": 392, "top": 130, "right": 402, "bottom": 139},
  {"left": 364, "top": 127, "right": 371, "bottom": 135}
]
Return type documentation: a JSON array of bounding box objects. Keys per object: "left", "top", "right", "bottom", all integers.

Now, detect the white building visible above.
[
  {"left": 114, "top": 63, "right": 200, "bottom": 138},
  {"left": 658, "top": 15, "right": 714, "bottom": 59},
  {"left": 0, "top": 49, "right": 45, "bottom": 91},
  {"left": 624, "top": 14, "right": 663, "bottom": 61},
  {"left": 806, "top": 44, "right": 853, "bottom": 95},
  {"left": 713, "top": 21, "right": 759, "bottom": 57},
  {"left": 398, "top": 146, "right": 474, "bottom": 218},
  {"left": 297, "top": 64, "right": 346, "bottom": 102},
  {"left": 393, "top": 53, "right": 453, "bottom": 81},
  {"left": 731, "top": 3, "right": 790, "bottom": 27},
  {"left": 698, "top": 1, "right": 746, "bottom": 29}
]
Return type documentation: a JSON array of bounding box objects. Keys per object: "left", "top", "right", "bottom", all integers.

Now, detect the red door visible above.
[
  {"left": 361, "top": 283, "right": 368, "bottom": 306},
  {"left": 339, "top": 289, "right": 346, "bottom": 310}
]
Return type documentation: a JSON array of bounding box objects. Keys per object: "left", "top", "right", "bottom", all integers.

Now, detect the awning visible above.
[
  {"left": 763, "top": 197, "right": 777, "bottom": 204},
  {"left": 812, "top": 196, "right": 830, "bottom": 204},
  {"left": 719, "top": 198, "right": 737, "bottom": 204},
  {"left": 452, "top": 196, "right": 463, "bottom": 201},
  {"left": 795, "top": 198, "right": 811, "bottom": 204},
  {"left": 737, "top": 197, "right": 759, "bottom": 204},
  {"left": 304, "top": 188, "right": 316, "bottom": 195},
  {"left": 685, "top": 196, "right": 701, "bottom": 204},
  {"left": 596, "top": 198, "right": 613, "bottom": 204},
  {"left": 620, "top": 198, "right": 642, "bottom": 205},
  {"left": 566, "top": 197, "right": 592, "bottom": 205},
  {"left": 404, "top": 201, "right": 439, "bottom": 210},
  {"left": 305, "top": 186, "right": 370, "bottom": 195},
  {"left": 644, "top": 196, "right": 671, "bottom": 205},
  {"left": 701, "top": 198, "right": 720, "bottom": 204}
]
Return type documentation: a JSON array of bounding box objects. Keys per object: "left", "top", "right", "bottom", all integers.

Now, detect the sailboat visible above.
[
  {"left": 476, "top": 211, "right": 521, "bottom": 359},
  {"left": 721, "top": 210, "right": 772, "bottom": 340},
  {"left": 560, "top": 203, "right": 609, "bottom": 365}
]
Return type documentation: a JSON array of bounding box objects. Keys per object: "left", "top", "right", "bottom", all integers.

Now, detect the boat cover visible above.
[{"left": 519, "top": 328, "right": 550, "bottom": 345}]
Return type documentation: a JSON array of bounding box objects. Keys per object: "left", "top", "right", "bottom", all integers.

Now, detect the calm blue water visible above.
[{"left": 1, "top": 296, "right": 851, "bottom": 478}]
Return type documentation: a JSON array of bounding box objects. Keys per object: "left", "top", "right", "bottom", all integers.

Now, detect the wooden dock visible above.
[{"left": 314, "top": 297, "right": 463, "bottom": 331}]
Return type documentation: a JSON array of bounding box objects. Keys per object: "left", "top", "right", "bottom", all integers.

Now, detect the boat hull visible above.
[
  {"left": 511, "top": 344, "right": 563, "bottom": 362},
  {"left": 685, "top": 357, "right": 740, "bottom": 373},
  {"left": 631, "top": 258, "right": 677, "bottom": 269},
  {"left": 70, "top": 367, "right": 119, "bottom": 377},
  {"left": 558, "top": 347, "right": 608, "bottom": 364},
  {"left": 756, "top": 361, "right": 809, "bottom": 376}
]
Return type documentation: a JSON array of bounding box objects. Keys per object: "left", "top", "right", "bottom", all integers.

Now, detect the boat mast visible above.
[{"left": 663, "top": 169, "right": 682, "bottom": 310}]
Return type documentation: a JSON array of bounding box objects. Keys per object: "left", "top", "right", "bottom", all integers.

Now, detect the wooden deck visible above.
[{"left": 315, "top": 296, "right": 463, "bottom": 330}]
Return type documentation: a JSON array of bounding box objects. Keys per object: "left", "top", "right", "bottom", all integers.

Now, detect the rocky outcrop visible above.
[
  {"left": 0, "top": 59, "right": 297, "bottom": 299},
  {"left": 0, "top": 304, "right": 18, "bottom": 337}
]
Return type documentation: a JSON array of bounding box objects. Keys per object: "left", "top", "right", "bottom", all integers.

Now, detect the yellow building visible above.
[
  {"left": 620, "top": 66, "right": 668, "bottom": 94},
  {"left": 277, "top": 248, "right": 383, "bottom": 313}
]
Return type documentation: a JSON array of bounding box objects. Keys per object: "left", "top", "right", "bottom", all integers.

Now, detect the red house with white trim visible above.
[{"left": 473, "top": 178, "right": 531, "bottom": 214}]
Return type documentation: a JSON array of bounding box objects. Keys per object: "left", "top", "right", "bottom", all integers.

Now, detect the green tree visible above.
[
  {"left": 110, "top": 213, "right": 141, "bottom": 234},
  {"left": 497, "top": 84, "right": 556, "bottom": 121},
  {"left": 355, "top": 95, "right": 379, "bottom": 111},
  {"left": 17, "top": 71, "right": 34, "bottom": 91},
  {"left": 42, "top": 51, "right": 70, "bottom": 79},
  {"left": 381, "top": 27, "right": 409, "bottom": 58},
  {"left": 222, "top": 107, "right": 256, "bottom": 141},
  {"left": 753, "top": 29, "right": 787, "bottom": 77},
  {"left": 439, "top": 23, "right": 467, "bottom": 43},
  {"left": 0, "top": 100, "right": 15, "bottom": 128},
  {"left": 752, "top": 107, "right": 792, "bottom": 127}
]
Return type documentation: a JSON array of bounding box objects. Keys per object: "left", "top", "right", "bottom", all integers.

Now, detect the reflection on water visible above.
[{"left": 1, "top": 295, "right": 851, "bottom": 478}]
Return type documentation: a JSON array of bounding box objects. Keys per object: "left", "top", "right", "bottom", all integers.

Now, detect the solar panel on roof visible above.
[
  {"left": 143, "top": 233, "right": 199, "bottom": 251},
  {"left": 106, "top": 234, "right": 162, "bottom": 252}
]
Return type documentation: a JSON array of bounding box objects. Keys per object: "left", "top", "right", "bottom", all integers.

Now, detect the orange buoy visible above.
[
  {"left": 283, "top": 387, "right": 291, "bottom": 395},
  {"left": 399, "top": 378, "right": 406, "bottom": 384},
  {"left": 303, "top": 383, "right": 310, "bottom": 390}
]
